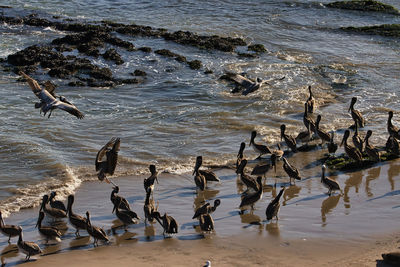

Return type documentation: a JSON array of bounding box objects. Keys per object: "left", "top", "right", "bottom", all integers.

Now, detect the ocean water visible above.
[{"left": 0, "top": 0, "right": 400, "bottom": 217}]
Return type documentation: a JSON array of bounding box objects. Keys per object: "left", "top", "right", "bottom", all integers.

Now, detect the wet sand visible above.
[{"left": 1, "top": 146, "right": 400, "bottom": 266}]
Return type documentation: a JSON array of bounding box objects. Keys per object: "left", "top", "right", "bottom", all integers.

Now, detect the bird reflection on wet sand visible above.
[
  {"left": 365, "top": 167, "right": 381, "bottom": 198},
  {"left": 344, "top": 172, "right": 363, "bottom": 210},
  {"left": 321, "top": 195, "right": 341, "bottom": 226}
]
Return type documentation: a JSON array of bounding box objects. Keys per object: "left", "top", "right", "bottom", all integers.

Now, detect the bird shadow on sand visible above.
[
  {"left": 367, "top": 190, "right": 400, "bottom": 202},
  {"left": 285, "top": 193, "right": 327, "bottom": 206},
  {"left": 375, "top": 259, "right": 393, "bottom": 267}
]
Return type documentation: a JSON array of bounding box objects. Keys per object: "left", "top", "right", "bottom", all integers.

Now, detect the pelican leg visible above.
[
  {"left": 48, "top": 110, "right": 52, "bottom": 118},
  {"left": 75, "top": 229, "right": 80, "bottom": 237},
  {"left": 8, "top": 236, "right": 11, "bottom": 243}
]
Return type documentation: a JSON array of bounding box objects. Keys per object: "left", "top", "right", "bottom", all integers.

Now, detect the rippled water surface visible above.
[{"left": 0, "top": 0, "right": 399, "bottom": 223}]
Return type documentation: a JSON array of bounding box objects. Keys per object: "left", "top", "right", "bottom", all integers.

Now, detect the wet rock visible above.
[
  {"left": 326, "top": 0, "right": 399, "bottom": 15},
  {"left": 133, "top": 69, "right": 147, "bottom": 76},
  {"left": 248, "top": 44, "right": 267, "bottom": 53},
  {"left": 188, "top": 60, "right": 202, "bottom": 70},
  {"left": 155, "top": 49, "right": 187, "bottom": 63},
  {"left": 237, "top": 52, "right": 257, "bottom": 58},
  {"left": 138, "top": 47, "right": 152, "bottom": 53},
  {"left": 7, "top": 45, "right": 66, "bottom": 66},
  {"left": 54, "top": 44, "right": 73, "bottom": 52},
  {"left": 341, "top": 24, "right": 400, "bottom": 37},
  {"left": 77, "top": 44, "right": 100, "bottom": 57},
  {"left": 87, "top": 80, "right": 115, "bottom": 87},
  {"left": 116, "top": 78, "right": 140, "bottom": 85},
  {"left": 68, "top": 80, "right": 86, "bottom": 87},
  {"left": 204, "top": 69, "right": 213, "bottom": 74},
  {"left": 90, "top": 67, "right": 113, "bottom": 80},
  {"left": 13, "top": 65, "right": 38, "bottom": 74},
  {"left": 23, "top": 16, "right": 54, "bottom": 27},
  {"left": 102, "top": 48, "right": 124, "bottom": 65}
]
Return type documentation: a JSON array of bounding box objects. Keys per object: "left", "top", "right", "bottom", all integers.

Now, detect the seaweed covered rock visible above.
[
  {"left": 188, "top": 60, "right": 202, "bottom": 70},
  {"left": 341, "top": 24, "right": 400, "bottom": 37},
  {"left": 326, "top": 0, "right": 400, "bottom": 15},
  {"left": 155, "top": 49, "right": 187, "bottom": 62},
  {"left": 248, "top": 44, "right": 267, "bottom": 53},
  {"left": 102, "top": 48, "right": 124, "bottom": 65},
  {"left": 133, "top": 69, "right": 147, "bottom": 76}
]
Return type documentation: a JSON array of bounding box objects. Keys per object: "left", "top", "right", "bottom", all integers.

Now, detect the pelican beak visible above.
[
  {"left": 105, "top": 178, "right": 111, "bottom": 184},
  {"left": 340, "top": 138, "right": 344, "bottom": 147}
]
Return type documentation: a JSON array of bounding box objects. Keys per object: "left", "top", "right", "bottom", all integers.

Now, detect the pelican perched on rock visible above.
[
  {"left": 110, "top": 186, "right": 131, "bottom": 212},
  {"left": 35, "top": 211, "right": 62, "bottom": 243},
  {"left": 194, "top": 156, "right": 220, "bottom": 182},
  {"left": 315, "top": 115, "right": 331, "bottom": 145},
  {"left": 239, "top": 176, "right": 263, "bottom": 211},
  {"left": 199, "top": 213, "right": 214, "bottom": 232},
  {"left": 364, "top": 130, "right": 380, "bottom": 162},
  {"left": 303, "top": 102, "right": 316, "bottom": 134},
  {"left": 340, "top": 130, "right": 362, "bottom": 162},
  {"left": 306, "top": 85, "right": 315, "bottom": 113},
  {"left": 282, "top": 157, "right": 301, "bottom": 184},
  {"left": 387, "top": 111, "right": 400, "bottom": 140},
  {"left": 328, "top": 131, "right": 338, "bottom": 154},
  {"left": 85, "top": 211, "right": 109, "bottom": 246},
  {"left": 0, "top": 211, "right": 22, "bottom": 243},
  {"left": 236, "top": 142, "right": 246, "bottom": 171},
  {"left": 386, "top": 135, "right": 400, "bottom": 155},
  {"left": 321, "top": 165, "right": 340, "bottom": 196},
  {"left": 40, "top": 195, "right": 67, "bottom": 219},
  {"left": 352, "top": 124, "right": 363, "bottom": 153},
  {"left": 95, "top": 137, "right": 120, "bottom": 183},
  {"left": 144, "top": 164, "right": 159, "bottom": 195},
  {"left": 266, "top": 187, "right": 285, "bottom": 220},
  {"left": 19, "top": 71, "right": 84, "bottom": 119},
  {"left": 236, "top": 159, "right": 259, "bottom": 192},
  {"left": 49, "top": 191, "right": 67, "bottom": 212},
  {"left": 280, "top": 125, "right": 297, "bottom": 153},
  {"left": 249, "top": 131, "right": 271, "bottom": 159},
  {"left": 113, "top": 198, "right": 139, "bottom": 230},
  {"left": 251, "top": 154, "right": 277, "bottom": 177},
  {"left": 192, "top": 199, "right": 221, "bottom": 219},
  {"left": 348, "top": 97, "right": 365, "bottom": 128},
  {"left": 193, "top": 158, "right": 206, "bottom": 191},
  {"left": 152, "top": 211, "right": 178, "bottom": 236},
  {"left": 67, "top": 195, "right": 87, "bottom": 237},
  {"left": 17, "top": 231, "right": 41, "bottom": 261}
]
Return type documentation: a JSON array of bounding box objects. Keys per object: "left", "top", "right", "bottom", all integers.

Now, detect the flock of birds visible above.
[{"left": 1, "top": 72, "right": 399, "bottom": 263}]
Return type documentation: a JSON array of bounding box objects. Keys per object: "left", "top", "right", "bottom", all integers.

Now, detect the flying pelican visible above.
[
  {"left": 35, "top": 211, "right": 62, "bottom": 243},
  {"left": 85, "top": 211, "right": 109, "bottom": 246},
  {"left": 348, "top": 97, "right": 365, "bottom": 128},
  {"left": 49, "top": 191, "right": 67, "bottom": 212},
  {"left": 144, "top": 164, "right": 159, "bottom": 195},
  {"left": 192, "top": 199, "right": 221, "bottom": 219},
  {"left": 340, "top": 130, "right": 362, "bottom": 162},
  {"left": 19, "top": 71, "right": 84, "bottom": 119},
  {"left": 250, "top": 131, "right": 271, "bottom": 158},
  {"left": 0, "top": 211, "right": 22, "bottom": 243},
  {"left": 266, "top": 187, "right": 285, "bottom": 220},
  {"left": 321, "top": 165, "right": 340, "bottom": 196},
  {"left": 67, "top": 195, "right": 87, "bottom": 237},
  {"left": 193, "top": 156, "right": 220, "bottom": 182},
  {"left": 95, "top": 137, "right": 120, "bottom": 184},
  {"left": 305, "top": 85, "right": 315, "bottom": 113},
  {"left": 17, "top": 231, "right": 42, "bottom": 261},
  {"left": 152, "top": 211, "right": 178, "bottom": 236},
  {"left": 364, "top": 130, "right": 380, "bottom": 162},
  {"left": 225, "top": 72, "right": 285, "bottom": 95},
  {"left": 282, "top": 157, "right": 301, "bottom": 184}
]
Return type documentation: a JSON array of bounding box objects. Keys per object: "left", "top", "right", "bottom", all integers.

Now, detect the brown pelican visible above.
[
  {"left": 236, "top": 142, "right": 246, "bottom": 171},
  {"left": 328, "top": 131, "right": 338, "bottom": 154},
  {"left": 364, "top": 130, "right": 380, "bottom": 162},
  {"left": 296, "top": 124, "right": 312, "bottom": 145},
  {"left": 35, "top": 211, "right": 62, "bottom": 243},
  {"left": 272, "top": 143, "right": 284, "bottom": 160},
  {"left": 249, "top": 131, "right": 271, "bottom": 158},
  {"left": 49, "top": 192, "right": 67, "bottom": 212},
  {"left": 144, "top": 164, "right": 159, "bottom": 195},
  {"left": 194, "top": 156, "right": 220, "bottom": 182},
  {"left": 193, "top": 159, "right": 206, "bottom": 191},
  {"left": 251, "top": 154, "right": 277, "bottom": 177},
  {"left": 306, "top": 85, "right": 315, "bottom": 113},
  {"left": 192, "top": 199, "right": 221, "bottom": 219},
  {"left": 348, "top": 97, "right": 365, "bottom": 128},
  {"left": 152, "top": 211, "right": 178, "bottom": 236},
  {"left": 144, "top": 190, "right": 157, "bottom": 225},
  {"left": 85, "top": 211, "right": 109, "bottom": 246},
  {"left": 236, "top": 159, "right": 259, "bottom": 192},
  {"left": 0, "top": 211, "right": 22, "bottom": 243},
  {"left": 225, "top": 72, "right": 285, "bottom": 95},
  {"left": 239, "top": 176, "right": 263, "bottom": 210},
  {"left": 321, "top": 165, "right": 340, "bottom": 196},
  {"left": 382, "top": 252, "right": 400, "bottom": 266},
  {"left": 266, "top": 187, "right": 285, "bottom": 220},
  {"left": 111, "top": 186, "right": 131, "bottom": 212},
  {"left": 67, "top": 195, "right": 87, "bottom": 237},
  {"left": 112, "top": 198, "right": 139, "bottom": 230},
  {"left": 352, "top": 124, "right": 363, "bottom": 153},
  {"left": 315, "top": 115, "right": 331, "bottom": 145},
  {"left": 17, "top": 231, "right": 42, "bottom": 260},
  {"left": 19, "top": 71, "right": 84, "bottom": 119},
  {"left": 303, "top": 103, "right": 316, "bottom": 134},
  {"left": 340, "top": 130, "right": 362, "bottom": 162},
  {"left": 40, "top": 195, "right": 67, "bottom": 219},
  {"left": 387, "top": 111, "right": 400, "bottom": 139},
  {"left": 199, "top": 213, "right": 214, "bottom": 232},
  {"left": 386, "top": 135, "right": 400, "bottom": 155},
  {"left": 95, "top": 137, "right": 120, "bottom": 184},
  {"left": 282, "top": 157, "right": 301, "bottom": 184},
  {"left": 280, "top": 125, "right": 297, "bottom": 153}
]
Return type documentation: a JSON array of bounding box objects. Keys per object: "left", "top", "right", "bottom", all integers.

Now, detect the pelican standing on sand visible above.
[
  {"left": 280, "top": 125, "right": 297, "bottom": 153},
  {"left": 194, "top": 156, "right": 220, "bottom": 182},
  {"left": 85, "top": 211, "right": 109, "bottom": 246},
  {"left": 35, "top": 211, "right": 62, "bottom": 243},
  {"left": 251, "top": 154, "right": 277, "bottom": 177},
  {"left": 340, "top": 130, "right": 362, "bottom": 162},
  {"left": 110, "top": 186, "right": 131, "bottom": 212},
  {"left": 348, "top": 97, "right": 365, "bottom": 128},
  {"left": 144, "top": 190, "right": 157, "bottom": 225},
  {"left": 19, "top": 71, "right": 84, "bottom": 119},
  {"left": 199, "top": 213, "right": 214, "bottom": 232},
  {"left": 282, "top": 157, "right": 301, "bottom": 184},
  {"left": 144, "top": 164, "right": 159, "bottom": 195},
  {"left": 236, "top": 159, "right": 259, "bottom": 192},
  {"left": 266, "top": 187, "right": 285, "bottom": 220},
  {"left": 17, "top": 231, "right": 42, "bottom": 261},
  {"left": 95, "top": 137, "right": 120, "bottom": 184},
  {"left": 49, "top": 191, "right": 67, "bottom": 212},
  {"left": 113, "top": 198, "right": 139, "bottom": 230},
  {"left": 306, "top": 85, "right": 315, "bottom": 113},
  {"left": 387, "top": 111, "right": 400, "bottom": 139},
  {"left": 364, "top": 130, "right": 380, "bottom": 162},
  {"left": 193, "top": 158, "right": 207, "bottom": 191},
  {"left": 40, "top": 195, "right": 67, "bottom": 219},
  {"left": 192, "top": 199, "right": 221, "bottom": 219},
  {"left": 321, "top": 165, "right": 340, "bottom": 196},
  {"left": 0, "top": 211, "right": 22, "bottom": 243},
  {"left": 249, "top": 131, "right": 271, "bottom": 158},
  {"left": 315, "top": 115, "right": 331, "bottom": 146},
  {"left": 152, "top": 211, "right": 178, "bottom": 236},
  {"left": 303, "top": 102, "right": 316, "bottom": 134},
  {"left": 67, "top": 195, "right": 87, "bottom": 237},
  {"left": 236, "top": 142, "right": 246, "bottom": 171},
  {"left": 239, "top": 176, "right": 263, "bottom": 211}
]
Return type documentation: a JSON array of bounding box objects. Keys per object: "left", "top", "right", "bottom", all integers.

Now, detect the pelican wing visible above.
[
  {"left": 96, "top": 138, "right": 116, "bottom": 171},
  {"left": 107, "top": 138, "right": 120, "bottom": 175},
  {"left": 53, "top": 100, "right": 84, "bottom": 119},
  {"left": 19, "top": 71, "right": 42, "bottom": 96},
  {"left": 225, "top": 72, "right": 255, "bottom": 88}
]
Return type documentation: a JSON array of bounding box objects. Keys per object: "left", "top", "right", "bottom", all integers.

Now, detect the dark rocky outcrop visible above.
[
  {"left": 326, "top": 0, "right": 399, "bottom": 15},
  {"left": 133, "top": 69, "right": 147, "bottom": 76},
  {"left": 247, "top": 44, "right": 267, "bottom": 53},
  {"left": 102, "top": 48, "right": 124, "bottom": 65},
  {"left": 341, "top": 24, "right": 400, "bottom": 37}
]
